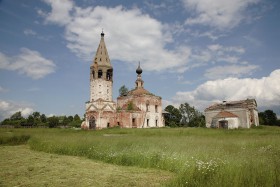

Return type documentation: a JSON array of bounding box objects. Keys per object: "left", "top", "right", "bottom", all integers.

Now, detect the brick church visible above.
[{"left": 81, "top": 32, "right": 165, "bottom": 129}]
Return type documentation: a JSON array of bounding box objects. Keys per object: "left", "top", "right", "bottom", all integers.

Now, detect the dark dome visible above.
[{"left": 136, "top": 63, "right": 142, "bottom": 74}]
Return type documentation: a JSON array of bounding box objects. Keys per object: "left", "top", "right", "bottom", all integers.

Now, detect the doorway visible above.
[
  {"left": 219, "top": 120, "right": 228, "bottom": 129},
  {"left": 89, "top": 117, "right": 96, "bottom": 129}
]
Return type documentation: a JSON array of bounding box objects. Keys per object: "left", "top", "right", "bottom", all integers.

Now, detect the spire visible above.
[
  {"left": 101, "top": 29, "right": 104, "bottom": 37},
  {"left": 91, "top": 30, "right": 111, "bottom": 67}
]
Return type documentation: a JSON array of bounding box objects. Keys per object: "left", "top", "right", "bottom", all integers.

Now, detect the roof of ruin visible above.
[
  {"left": 214, "top": 111, "right": 238, "bottom": 118},
  {"left": 205, "top": 98, "right": 257, "bottom": 111},
  {"left": 128, "top": 87, "right": 152, "bottom": 96},
  {"left": 91, "top": 31, "right": 111, "bottom": 68}
]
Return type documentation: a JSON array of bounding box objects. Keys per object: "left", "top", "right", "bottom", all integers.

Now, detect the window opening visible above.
[
  {"left": 98, "top": 70, "right": 103, "bottom": 78},
  {"left": 106, "top": 69, "right": 113, "bottom": 81}
]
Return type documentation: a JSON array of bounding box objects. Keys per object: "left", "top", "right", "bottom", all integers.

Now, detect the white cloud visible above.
[
  {"left": 0, "top": 100, "right": 34, "bottom": 121},
  {"left": 189, "top": 44, "right": 252, "bottom": 75},
  {"left": 182, "top": 0, "right": 260, "bottom": 30},
  {"left": 0, "top": 48, "right": 56, "bottom": 79},
  {"left": 172, "top": 69, "right": 280, "bottom": 113},
  {"left": 204, "top": 64, "right": 259, "bottom": 79},
  {"left": 23, "top": 29, "right": 37, "bottom": 36},
  {"left": 40, "top": 0, "right": 74, "bottom": 25},
  {"left": 40, "top": 3, "right": 192, "bottom": 72}
]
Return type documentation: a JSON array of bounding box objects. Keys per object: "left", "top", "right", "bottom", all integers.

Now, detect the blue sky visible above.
[{"left": 0, "top": 0, "right": 279, "bottom": 120}]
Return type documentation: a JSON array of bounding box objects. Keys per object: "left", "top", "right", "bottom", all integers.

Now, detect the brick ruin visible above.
[{"left": 81, "top": 32, "right": 165, "bottom": 129}]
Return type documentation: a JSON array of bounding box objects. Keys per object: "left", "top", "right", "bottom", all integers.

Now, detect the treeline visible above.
[
  {"left": 0, "top": 111, "right": 83, "bottom": 128},
  {"left": 258, "top": 110, "right": 280, "bottom": 126},
  {"left": 164, "top": 102, "right": 205, "bottom": 127}
]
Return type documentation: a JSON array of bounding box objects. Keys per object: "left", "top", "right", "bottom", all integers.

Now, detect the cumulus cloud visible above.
[
  {"left": 182, "top": 0, "right": 260, "bottom": 30},
  {"left": 0, "top": 48, "right": 56, "bottom": 79},
  {"left": 0, "top": 100, "right": 34, "bottom": 121},
  {"left": 173, "top": 69, "right": 280, "bottom": 112},
  {"left": 39, "top": 2, "right": 191, "bottom": 72},
  {"left": 204, "top": 65, "right": 259, "bottom": 79},
  {"left": 40, "top": 0, "right": 74, "bottom": 25},
  {"left": 189, "top": 43, "right": 257, "bottom": 78}
]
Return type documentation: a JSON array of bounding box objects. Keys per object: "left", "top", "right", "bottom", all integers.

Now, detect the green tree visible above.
[
  {"left": 179, "top": 102, "right": 205, "bottom": 127},
  {"left": 73, "top": 114, "right": 81, "bottom": 121},
  {"left": 40, "top": 114, "right": 47, "bottom": 123},
  {"left": 259, "top": 110, "right": 277, "bottom": 126},
  {"left": 62, "top": 116, "right": 71, "bottom": 126},
  {"left": 119, "top": 85, "right": 129, "bottom": 96},
  {"left": 164, "top": 105, "right": 182, "bottom": 127},
  {"left": 27, "top": 115, "right": 35, "bottom": 126},
  {"left": 32, "top": 112, "right": 40, "bottom": 119},
  {"left": 67, "top": 115, "right": 74, "bottom": 122},
  {"left": 48, "top": 116, "right": 59, "bottom": 128},
  {"left": 10, "top": 111, "right": 23, "bottom": 120}
]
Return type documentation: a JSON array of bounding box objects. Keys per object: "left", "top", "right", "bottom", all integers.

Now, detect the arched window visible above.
[
  {"left": 106, "top": 69, "right": 113, "bottom": 81},
  {"left": 146, "top": 101, "right": 149, "bottom": 112},
  {"left": 98, "top": 70, "right": 103, "bottom": 78}
]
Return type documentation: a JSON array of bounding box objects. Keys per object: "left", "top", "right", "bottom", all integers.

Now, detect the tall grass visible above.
[
  {"left": 0, "top": 129, "right": 30, "bottom": 145},
  {"left": 2, "top": 127, "right": 280, "bottom": 186}
]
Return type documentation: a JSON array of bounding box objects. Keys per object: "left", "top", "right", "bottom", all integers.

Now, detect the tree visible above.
[
  {"left": 32, "top": 111, "right": 40, "bottom": 119},
  {"left": 259, "top": 110, "right": 277, "bottom": 126},
  {"left": 179, "top": 102, "right": 205, "bottom": 127},
  {"left": 74, "top": 114, "right": 81, "bottom": 121},
  {"left": 26, "top": 115, "right": 35, "bottom": 126},
  {"left": 164, "top": 105, "right": 182, "bottom": 127},
  {"left": 40, "top": 114, "right": 47, "bottom": 123},
  {"left": 48, "top": 116, "right": 59, "bottom": 128},
  {"left": 119, "top": 85, "right": 129, "bottom": 96},
  {"left": 10, "top": 111, "right": 23, "bottom": 120},
  {"left": 67, "top": 115, "right": 74, "bottom": 122}
]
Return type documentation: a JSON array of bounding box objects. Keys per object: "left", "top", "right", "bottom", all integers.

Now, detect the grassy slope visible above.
[{"left": 0, "top": 145, "right": 172, "bottom": 187}]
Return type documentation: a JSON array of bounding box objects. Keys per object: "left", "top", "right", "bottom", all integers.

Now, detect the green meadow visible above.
[{"left": 0, "top": 126, "right": 280, "bottom": 186}]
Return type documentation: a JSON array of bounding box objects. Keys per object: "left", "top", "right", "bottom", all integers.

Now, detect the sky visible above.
[{"left": 0, "top": 0, "right": 279, "bottom": 121}]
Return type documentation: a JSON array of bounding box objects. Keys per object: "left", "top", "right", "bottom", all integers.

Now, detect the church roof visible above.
[
  {"left": 128, "top": 87, "right": 152, "bottom": 96},
  {"left": 91, "top": 31, "right": 111, "bottom": 67},
  {"left": 213, "top": 111, "right": 238, "bottom": 118},
  {"left": 205, "top": 98, "right": 257, "bottom": 111}
]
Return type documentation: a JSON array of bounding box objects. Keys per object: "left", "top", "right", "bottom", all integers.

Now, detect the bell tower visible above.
[
  {"left": 90, "top": 31, "right": 113, "bottom": 101},
  {"left": 84, "top": 31, "right": 116, "bottom": 129}
]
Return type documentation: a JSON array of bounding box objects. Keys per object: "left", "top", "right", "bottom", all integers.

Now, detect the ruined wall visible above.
[
  {"left": 117, "top": 94, "right": 164, "bottom": 128},
  {"left": 84, "top": 100, "right": 116, "bottom": 129}
]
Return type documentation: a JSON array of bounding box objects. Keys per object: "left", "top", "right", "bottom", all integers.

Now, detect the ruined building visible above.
[
  {"left": 204, "top": 99, "right": 259, "bottom": 129},
  {"left": 82, "top": 32, "right": 164, "bottom": 129}
]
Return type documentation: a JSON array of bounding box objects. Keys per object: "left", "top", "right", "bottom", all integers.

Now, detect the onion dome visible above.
[{"left": 136, "top": 62, "right": 142, "bottom": 75}]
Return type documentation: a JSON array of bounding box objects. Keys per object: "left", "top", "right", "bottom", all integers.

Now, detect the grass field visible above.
[{"left": 1, "top": 126, "right": 280, "bottom": 186}]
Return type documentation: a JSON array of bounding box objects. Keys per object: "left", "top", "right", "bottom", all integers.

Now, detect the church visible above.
[
  {"left": 204, "top": 99, "right": 259, "bottom": 129},
  {"left": 81, "top": 32, "right": 165, "bottom": 129}
]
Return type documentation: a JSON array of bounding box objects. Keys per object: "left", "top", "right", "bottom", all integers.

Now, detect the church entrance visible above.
[
  {"left": 89, "top": 117, "right": 96, "bottom": 129},
  {"left": 219, "top": 120, "right": 228, "bottom": 129}
]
